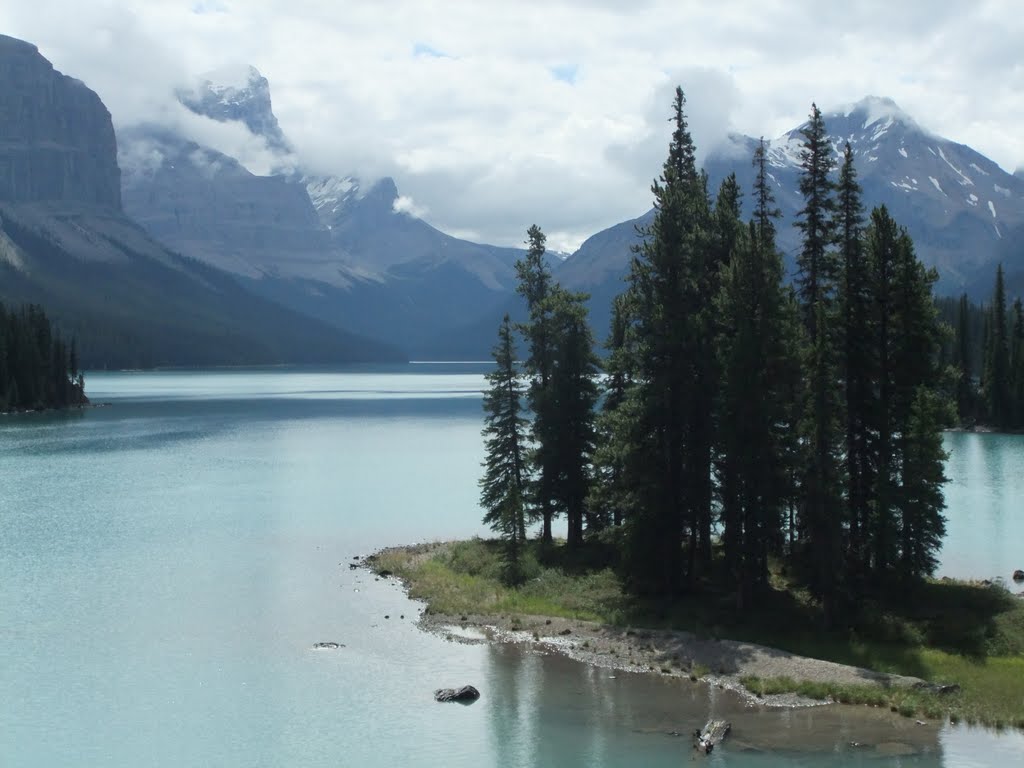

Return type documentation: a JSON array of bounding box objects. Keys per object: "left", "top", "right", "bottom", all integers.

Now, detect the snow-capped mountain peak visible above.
[
  {"left": 177, "top": 64, "right": 291, "bottom": 153},
  {"left": 841, "top": 95, "right": 918, "bottom": 132}
]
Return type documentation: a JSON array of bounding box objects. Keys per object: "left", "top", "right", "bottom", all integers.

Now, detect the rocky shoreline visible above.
[{"left": 363, "top": 543, "right": 927, "bottom": 710}]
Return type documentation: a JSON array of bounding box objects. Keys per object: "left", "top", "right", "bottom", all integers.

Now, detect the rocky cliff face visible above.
[
  {"left": 120, "top": 127, "right": 343, "bottom": 282},
  {"left": 0, "top": 34, "right": 121, "bottom": 208}
]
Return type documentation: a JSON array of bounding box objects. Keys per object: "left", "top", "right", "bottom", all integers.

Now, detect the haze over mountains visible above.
[
  {"left": 0, "top": 35, "right": 400, "bottom": 367},
  {"left": 120, "top": 65, "right": 525, "bottom": 355},
  {"left": 3, "top": 32, "right": 1022, "bottom": 364}
]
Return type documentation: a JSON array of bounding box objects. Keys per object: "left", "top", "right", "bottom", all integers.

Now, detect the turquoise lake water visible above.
[{"left": 1, "top": 365, "right": 1022, "bottom": 767}]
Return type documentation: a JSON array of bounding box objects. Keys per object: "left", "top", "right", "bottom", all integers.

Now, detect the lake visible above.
[{"left": 1, "top": 365, "right": 1022, "bottom": 767}]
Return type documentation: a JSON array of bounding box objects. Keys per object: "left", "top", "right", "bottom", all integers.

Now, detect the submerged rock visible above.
[
  {"left": 434, "top": 685, "right": 480, "bottom": 703},
  {"left": 312, "top": 642, "right": 344, "bottom": 650}
]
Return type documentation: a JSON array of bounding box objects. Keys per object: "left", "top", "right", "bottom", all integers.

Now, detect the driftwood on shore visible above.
[{"left": 693, "top": 719, "right": 730, "bottom": 754}]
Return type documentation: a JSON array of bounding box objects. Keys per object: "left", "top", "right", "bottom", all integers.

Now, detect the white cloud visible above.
[
  {"left": 392, "top": 195, "right": 428, "bottom": 219},
  {"left": 1, "top": 0, "right": 1022, "bottom": 252}
]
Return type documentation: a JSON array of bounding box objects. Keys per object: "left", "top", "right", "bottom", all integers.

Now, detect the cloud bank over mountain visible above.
[{"left": 3, "top": 0, "right": 1021, "bottom": 251}]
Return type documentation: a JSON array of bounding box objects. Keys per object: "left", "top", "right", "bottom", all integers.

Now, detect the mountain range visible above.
[
  {"left": 119, "top": 66, "right": 525, "bottom": 356},
  {"left": 0, "top": 35, "right": 400, "bottom": 367},
  {"left": 2, "top": 32, "right": 1022, "bottom": 365},
  {"left": 558, "top": 97, "right": 1024, "bottom": 341}
]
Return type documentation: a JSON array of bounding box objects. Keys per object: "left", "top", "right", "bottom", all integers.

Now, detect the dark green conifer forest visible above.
[
  {"left": 0, "top": 302, "right": 87, "bottom": 411},
  {"left": 481, "top": 88, "right": 955, "bottom": 619},
  {"left": 942, "top": 266, "right": 1024, "bottom": 431}
]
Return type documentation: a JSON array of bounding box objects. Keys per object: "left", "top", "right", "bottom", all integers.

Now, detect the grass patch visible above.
[{"left": 369, "top": 538, "right": 1024, "bottom": 728}]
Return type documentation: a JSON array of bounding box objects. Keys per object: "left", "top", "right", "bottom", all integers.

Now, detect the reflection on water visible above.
[
  {"left": 940, "top": 432, "right": 1024, "bottom": 583},
  {"left": 479, "top": 644, "right": 945, "bottom": 767},
  {"left": 1, "top": 368, "right": 1021, "bottom": 767}
]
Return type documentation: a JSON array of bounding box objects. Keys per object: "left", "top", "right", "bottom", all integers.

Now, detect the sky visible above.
[{"left": 2, "top": 0, "right": 1022, "bottom": 252}]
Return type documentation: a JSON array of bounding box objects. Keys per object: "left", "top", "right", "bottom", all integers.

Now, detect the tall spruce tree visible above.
[
  {"left": 715, "top": 218, "right": 797, "bottom": 606},
  {"left": 480, "top": 315, "right": 529, "bottom": 558},
  {"left": 620, "top": 86, "right": 710, "bottom": 595},
  {"left": 515, "top": 225, "right": 558, "bottom": 541},
  {"left": 794, "top": 104, "right": 838, "bottom": 342},
  {"left": 835, "top": 143, "right": 873, "bottom": 585},
  {"left": 793, "top": 104, "right": 844, "bottom": 624},
  {"left": 537, "top": 286, "right": 601, "bottom": 548},
  {"left": 865, "top": 207, "right": 900, "bottom": 577},
  {"left": 752, "top": 139, "right": 803, "bottom": 553},
  {"left": 890, "top": 229, "right": 949, "bottom": 579}
]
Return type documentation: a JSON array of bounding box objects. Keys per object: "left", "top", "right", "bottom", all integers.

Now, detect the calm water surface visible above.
[{"left": 1, "top": 365, "right": 1022, "bottom": 767}]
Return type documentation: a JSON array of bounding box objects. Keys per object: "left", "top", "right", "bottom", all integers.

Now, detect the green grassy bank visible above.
[{"left": 370, "top": 538, "right": 1024, "bottom": 728}]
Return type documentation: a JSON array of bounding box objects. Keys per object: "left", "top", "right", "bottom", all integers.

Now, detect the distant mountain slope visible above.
[
  {"left": 0, "top": 203, "right": 401, "bottom": 368},
  {"left": 0, "top": 34, "right": 401, "bottom": 368},
  {"left": 559, "top": 97, "right": 1024, "bottom": 318},
  {"left": 119, "top": 66, "right": 525, "bottom": 357}
]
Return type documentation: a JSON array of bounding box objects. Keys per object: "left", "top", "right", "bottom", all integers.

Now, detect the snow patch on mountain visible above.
[
  {"left": 899, "top": 147, "right": 908, "bottom": 159},
  {"left": 929, "top": 176, "right": 945, "bottom": 195},
  {"left": 767, "top": 134, "right": 803, "bottom": 168},
  {"left": 938, "top": 148, "right": 973, "bottom": 187},
  {"left": 989, "top": 201, "right": 997, "bottom": 218},
  {"left": 305, "top": 174, "right": 359, "bottom": 220}
]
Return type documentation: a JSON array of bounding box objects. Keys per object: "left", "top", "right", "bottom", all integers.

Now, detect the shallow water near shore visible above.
[{"left": 1, "top": 365, "right": 1022, "bottom": 767}]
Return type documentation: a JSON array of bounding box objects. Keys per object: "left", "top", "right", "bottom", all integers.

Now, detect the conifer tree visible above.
[
  {"left": 898, "top": 388, "right": 949, "bottom": 577},
  {"left": 1011, "top": 298, "right": 1024, "bottom": 428},
  {"left": 793, "top": 104, "right": 844, "bottom": 624},
  {"left": 794, "top": 104, "right": 838, "bottom": 342},
  {"left": 590, "top": 294, "right": 635, "bottom": 529},
  {"left": 983, "top": 265, "right": 1011, "bottom": 428},
  {"left": 953, "top": 294, "right": 975, "bottom": 424},
  {"left": 865, "top": 207, "right": 900, "bottom": 576},
  {"left": 539, "top": 287, "right": 601, "bottom": 548},
  {"left": 619, "top": 86, "right": 710, "bottom": 595},
  {"left": 715, "top": 218, "right": 797, "bottom": 606},
  {"left": 890, "top": 230, "right": 949, "bottom": 579},
  {"left": 515, "top": 225, "right": 558, "bottom": 541},
  {"left": 479, "top": 315, "right": 529, "bottom": 554},
  {"left": 752, "top": 137, "right": 781, "bottom": 245},
  {"left": 835, "top": 143, "right": 873, "bottom": 584}
]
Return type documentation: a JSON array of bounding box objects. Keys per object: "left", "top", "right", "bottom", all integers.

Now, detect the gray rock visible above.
[{"left": 434, "top": 685, "right": 480, "bottom": 703}]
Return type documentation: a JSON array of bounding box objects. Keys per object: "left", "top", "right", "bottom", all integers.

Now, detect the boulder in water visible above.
[
  {"left": 1012, "top": 569, "right": 1024, "bottom": 582},
  {"left": 312, "top": 642, "right": 344, "bottom": 650},
  {"left": 434, "top": 685, "right": 480, "bottom": 703}
]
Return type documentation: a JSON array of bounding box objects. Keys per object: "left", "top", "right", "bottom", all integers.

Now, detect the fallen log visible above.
[{"left": 693, "top": 719, "right": 731, "bottom": 754}]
